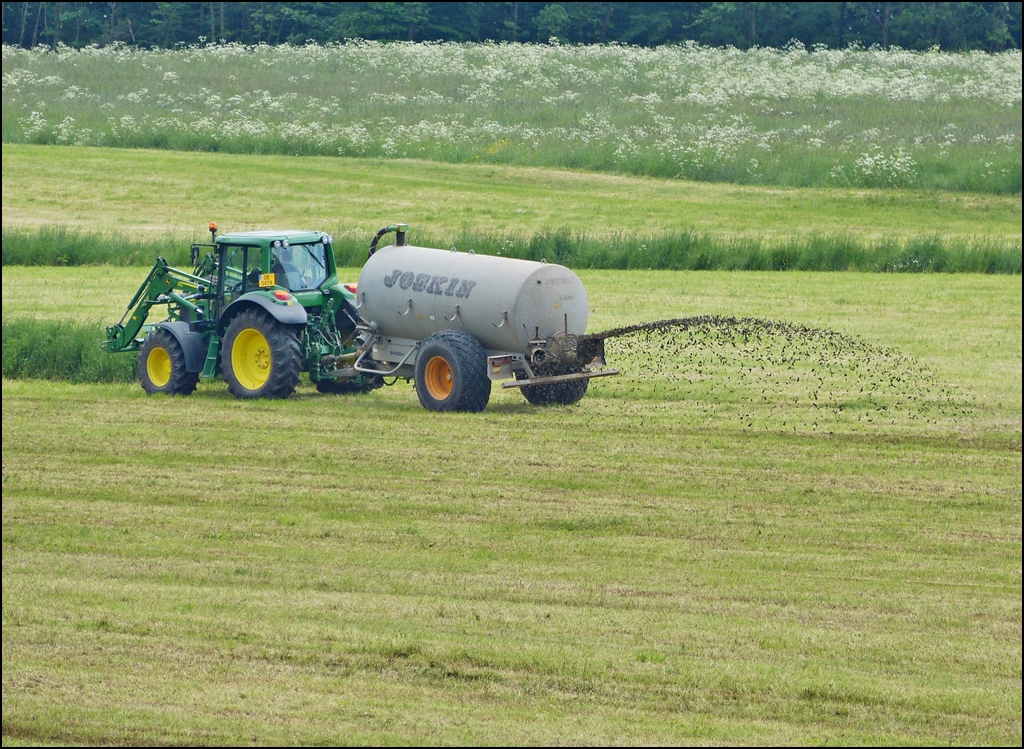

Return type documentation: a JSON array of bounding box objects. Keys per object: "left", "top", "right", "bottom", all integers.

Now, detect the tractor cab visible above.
[{"left": 209, "top": 229, "right": 337, "bottom": 304}]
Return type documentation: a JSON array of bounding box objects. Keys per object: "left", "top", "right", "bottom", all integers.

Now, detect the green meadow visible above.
[
  {"left": 3, "top": 266, "right": 1020, "bottom": 744},
  {"left": 5, "top": 145, "right": 1020, "bottom": 239},
  {"left": 2, "top": 145, "right": 1021, "bottom": 272}
]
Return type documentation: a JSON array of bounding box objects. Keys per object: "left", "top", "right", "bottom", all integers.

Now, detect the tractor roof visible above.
[{"left": 216, "top": 230, "right": 326, "bottom": 246}]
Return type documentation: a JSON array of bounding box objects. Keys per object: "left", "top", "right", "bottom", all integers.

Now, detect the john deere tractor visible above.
[{"left": 104, "top": 223, "right": 388, "bottom": 398}]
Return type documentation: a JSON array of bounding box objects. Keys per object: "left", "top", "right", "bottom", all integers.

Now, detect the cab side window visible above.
[{"left": 223, "top": 245, "right": 260, "bottom": 300}]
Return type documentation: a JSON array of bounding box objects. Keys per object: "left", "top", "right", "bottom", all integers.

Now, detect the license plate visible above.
[{"left": 259, "top": 273, "right": 276, "bottom": 288}]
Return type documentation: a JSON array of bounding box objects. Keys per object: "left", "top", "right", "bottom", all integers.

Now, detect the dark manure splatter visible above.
[{"left": 581, "top": 317, "right": 970, "bottom": 432}]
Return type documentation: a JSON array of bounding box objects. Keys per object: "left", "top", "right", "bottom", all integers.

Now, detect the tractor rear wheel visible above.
[
  {"left": 223, "top": 308, "right": 302, "bottom": 399},
  {"left": 414, "top": 330, "right": 490, "bottom": 412},
  {"left": 516, "top": 364, "right": 589, "bottom": 406},
  {"left": 138, "top": 329, "right": 199, "bottom": 396}
]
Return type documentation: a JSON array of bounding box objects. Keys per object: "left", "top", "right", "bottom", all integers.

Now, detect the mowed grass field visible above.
[
  {"left": 2, "top": 264, "right": 1020, "bottom": 743},
  {"left": 4, "top": 144, "right": 1021, "bottom": 242}
]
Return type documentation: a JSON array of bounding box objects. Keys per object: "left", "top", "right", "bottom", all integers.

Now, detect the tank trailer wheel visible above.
[
  {"left": 138, "top": 329, "right": 199, "bottom": 396},
  {"left": 414, "top": 330, "right": 491, "bottom": 413},
  {"left": 516, "top": 365, "right": 589, "bottom": 406},
  {"left": 223, "top": 308, "right": 302, "bottom": 399}
]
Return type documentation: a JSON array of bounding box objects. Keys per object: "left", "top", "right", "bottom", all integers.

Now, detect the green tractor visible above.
[{"left": 104, "top": 223, "right": 391, "bottom": 398}]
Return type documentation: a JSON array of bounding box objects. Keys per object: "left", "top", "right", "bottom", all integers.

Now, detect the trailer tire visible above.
[
  {"left": 517, "top": 365, "right": 589, "bottom": 406},
  {"left": 415, "top": 331, "right": 490, "bottom": 413},
  {"left": 223, "top": 308, "right": 302, "bottom": 399},
  {"left": 139, "top": 328, "right": 199, "bottom": 396}
]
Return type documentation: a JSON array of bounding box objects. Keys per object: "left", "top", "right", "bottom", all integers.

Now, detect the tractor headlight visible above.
[{"left": 273, "top": 240, "right": 282, "bottom": 248}]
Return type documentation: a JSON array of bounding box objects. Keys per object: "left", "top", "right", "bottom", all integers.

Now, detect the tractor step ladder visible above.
[{"left": 200, "top": 335, "right": 221, "bottom": 378}]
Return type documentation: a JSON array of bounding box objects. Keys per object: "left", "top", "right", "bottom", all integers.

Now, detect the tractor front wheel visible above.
[
  {"left": 414, "top": 331, "right": 490, "bottom": 412},
  {"left": 138, "top": 329, "right": 199, "bottom": 396},
  {"left": 223, "top": 309, "right": 302, "bottom": 399}
]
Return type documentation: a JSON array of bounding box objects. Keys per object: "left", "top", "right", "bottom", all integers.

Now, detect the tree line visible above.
[{"left": 2, "top": 2, "right": 1021, "bottom": 51}]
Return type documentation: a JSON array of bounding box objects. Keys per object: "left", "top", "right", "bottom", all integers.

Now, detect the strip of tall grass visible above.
[
  {"left": 2, "top": 318, "right": 136, "bottom": 383},
  {"left": 1, "top": 226, "right": 188, "bottom": 266},
  {"left": 3, "top": 226, "right": 1020, "bottom": 274}
]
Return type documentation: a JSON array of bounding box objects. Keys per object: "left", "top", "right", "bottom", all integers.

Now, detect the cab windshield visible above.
[{"left": 272, "top": 242, "right": 328, "bottom": 291}]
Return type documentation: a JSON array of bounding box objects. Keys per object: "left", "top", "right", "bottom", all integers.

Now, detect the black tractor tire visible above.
[
  {"left": 138, "top": 328, "right": 199, "bottom": 396},
  {"left": 222, "top": 308, "right": 302, "bottom": 399},
  {"left": 414, "top": 330, "right": 490, "bottom": 413},
  {"left": 315, "top": 378, "right": 373, "bottom": 395},
  {"left": 517, "top": 364, "right": 589, "bottom": 406}
]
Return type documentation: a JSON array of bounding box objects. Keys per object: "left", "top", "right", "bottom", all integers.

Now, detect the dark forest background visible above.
[{"left": 2, "top": 2, "right": 1021, "bottom": 51}]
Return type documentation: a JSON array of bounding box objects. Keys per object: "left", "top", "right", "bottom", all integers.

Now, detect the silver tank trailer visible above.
[{"left": 357, "top": 244, "right": 589, "bottom": 353}]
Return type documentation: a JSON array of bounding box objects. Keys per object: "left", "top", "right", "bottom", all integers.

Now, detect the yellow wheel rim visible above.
[
  {"left": 424, "top": 356, "right": 453, "bottom": 400},
  {"left": 232, "top": 328, "right": 272, "bottom": 391},
  {"left": 147, "top": 346, "right": 172, "bottom": 388}
]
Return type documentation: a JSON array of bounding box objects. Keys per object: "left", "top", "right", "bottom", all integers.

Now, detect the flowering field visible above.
[{"left": 2, "top": 41, "right": 1020, "bottom": 193}]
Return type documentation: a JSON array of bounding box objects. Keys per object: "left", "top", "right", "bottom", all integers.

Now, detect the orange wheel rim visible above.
[{"left": 424, "top": 356, "right": 453, "bottom": 400}]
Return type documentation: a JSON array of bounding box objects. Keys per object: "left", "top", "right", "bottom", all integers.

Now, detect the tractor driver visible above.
[{"left": 272, "top": 243, "right": 312, "bottom": 291}]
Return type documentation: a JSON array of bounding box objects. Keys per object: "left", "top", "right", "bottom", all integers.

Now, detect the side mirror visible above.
[{"left": 190, "top": 244, "right": 200, "bottom": 265}]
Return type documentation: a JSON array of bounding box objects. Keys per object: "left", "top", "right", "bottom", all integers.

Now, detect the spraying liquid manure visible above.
[{"left": 579, "top": 316, "right": 970, "bottom": 431}]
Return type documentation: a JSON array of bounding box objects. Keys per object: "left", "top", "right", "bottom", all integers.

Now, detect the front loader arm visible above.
[{"left": 104, "top": 257, "right": 213, "bottom": 353}]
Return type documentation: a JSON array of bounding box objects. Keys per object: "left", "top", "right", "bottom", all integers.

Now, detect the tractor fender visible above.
[
  {"left": 219, "top": 292, "right": 308, "bottom": 335},
  {"left": 153, "top": 321, "right": 206, "bottom": 374}
]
